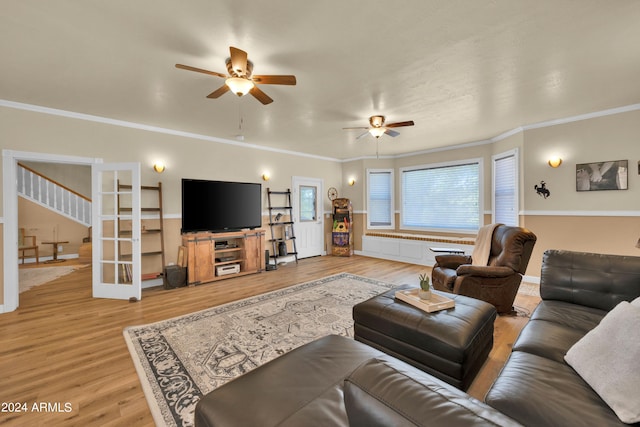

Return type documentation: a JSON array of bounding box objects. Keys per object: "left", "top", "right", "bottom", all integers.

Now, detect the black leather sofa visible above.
[
  {"left": 195, "top": 249, "right": 640, "bottom": 427},
  {"left": 485, "top": 249, "right": 640, "bottom": 426},
  {"left": 195, "top": 334, "right": 521, "bottom": 427}
]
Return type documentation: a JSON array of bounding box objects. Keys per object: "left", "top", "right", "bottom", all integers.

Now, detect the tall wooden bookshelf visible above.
[{"left": 117, "top": 181, "right": 165, "bottom": 281}]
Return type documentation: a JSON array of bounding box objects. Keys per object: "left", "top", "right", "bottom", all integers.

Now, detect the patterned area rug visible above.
[{"left": 123, "top": 273, "right": 396, "bottom": 427}]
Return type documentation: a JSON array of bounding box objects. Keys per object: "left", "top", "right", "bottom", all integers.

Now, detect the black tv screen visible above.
[{"left": 181, "top": 179, "right": 262, "bottom": 233}]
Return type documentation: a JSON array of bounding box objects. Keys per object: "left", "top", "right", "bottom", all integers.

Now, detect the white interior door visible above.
[
  {"left": 91, "top": 163, "right": 141, "bottom": 300},
  {"left": 292, "top": 177, "right": 324, "bottom": 258}
]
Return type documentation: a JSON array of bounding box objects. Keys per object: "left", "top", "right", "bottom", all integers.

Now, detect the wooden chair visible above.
[{"left": 18, "top": 228, "right": 39, "bottom": 264}]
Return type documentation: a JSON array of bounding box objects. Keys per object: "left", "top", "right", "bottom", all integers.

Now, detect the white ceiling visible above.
[{"left": 2, "top": 1, "right": 640, "bottom": 160}]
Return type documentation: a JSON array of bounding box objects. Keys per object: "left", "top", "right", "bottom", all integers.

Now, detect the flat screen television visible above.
[{"left": 181, "top": 179, "right": 262, "bottom": 233}]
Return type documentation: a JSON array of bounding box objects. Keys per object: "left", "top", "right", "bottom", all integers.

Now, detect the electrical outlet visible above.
[{"left": 58, "top": 245, "right": 63, "bottom": 252}]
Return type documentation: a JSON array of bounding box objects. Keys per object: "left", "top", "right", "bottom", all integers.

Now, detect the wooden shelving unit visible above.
[
  {"left": 332, "top": 197, "right": 353, "bottom": 256},
  {"left": 266, "top": 188, "right": 299, "bottom": 269},
  {"left": 117, "top": 181, "right": 166, "bottom": 281}
]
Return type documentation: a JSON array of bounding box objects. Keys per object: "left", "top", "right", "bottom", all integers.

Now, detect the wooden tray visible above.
[{"left": 395, "top": 289, "right": 455, "bottom": 313}]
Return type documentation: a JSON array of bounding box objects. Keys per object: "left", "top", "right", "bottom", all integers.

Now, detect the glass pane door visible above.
[{"left": 91, "top": 163, "right": 141, "bottom": 300}]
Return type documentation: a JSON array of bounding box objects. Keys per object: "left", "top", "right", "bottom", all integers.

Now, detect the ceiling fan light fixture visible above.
[
  {"left": 369, "top": 127, "right": 386, "bottom": 138},
  {"left": 225, "top": 77, "right": 254, "bottom": 96}
]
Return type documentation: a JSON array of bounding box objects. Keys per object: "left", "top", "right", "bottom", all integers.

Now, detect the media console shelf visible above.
[{"left": 182, "top": 230, "right": 265, "bottom": 286}]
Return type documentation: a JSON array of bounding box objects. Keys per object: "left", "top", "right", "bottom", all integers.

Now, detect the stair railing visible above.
[{"left": 17, "top": 162, "right": 92, "bottom": 227}]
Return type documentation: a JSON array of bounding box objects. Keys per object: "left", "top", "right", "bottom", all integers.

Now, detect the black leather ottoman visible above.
[{"left": 353, "top": 284, "right": 497, "bottom": 390}]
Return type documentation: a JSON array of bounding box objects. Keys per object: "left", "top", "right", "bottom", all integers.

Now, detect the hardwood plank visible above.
[{"left": 1, "top": 256, "right": 539, "bottom": 426}]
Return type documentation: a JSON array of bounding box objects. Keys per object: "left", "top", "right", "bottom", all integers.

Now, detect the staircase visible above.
[{"left": 17, "top": 163, "right": 92, "bottom": 227}]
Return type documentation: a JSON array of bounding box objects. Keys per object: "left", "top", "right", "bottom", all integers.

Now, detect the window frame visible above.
[
  {"left": 399, "top": 158, "right": 484, "bottom": 233},
  {"left": 492, "top": 148, "right": 519, "bottom": 226},
  {"left": 366, "top": 168, "right": 395, "bottom": 229}
]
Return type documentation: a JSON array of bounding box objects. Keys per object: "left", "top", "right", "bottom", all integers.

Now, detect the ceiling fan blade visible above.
[
  {"left": 385, "top": 120, "right": 415, "bottom": 128},
  {"left": 175, "top": 64, "right": 226, "bottom": 78},
  {"left": 252, "top": 75, "right": 297, "bottom": 85},
  {"left": 206, "top": 84, "right": 230, "bottom": 98},
  {"left": 356, "top": 131, "right": 370, "bottom": 140},
  {"left": 229, "top": 46, "right": 249, "bottom": 76},
  {"left": 384, "top": 129, "right": 400, "bottom": 137},
  {"left": 249, "top": 86, "right": 274, "bottom": 105},
  {"left": 342, "top": 126, "right": 369, "bottom": 130}
]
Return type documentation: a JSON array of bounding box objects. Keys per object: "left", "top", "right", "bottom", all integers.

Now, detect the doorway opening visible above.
[{"left": 2, "top": 150, "right": 100, "bottom": 313}]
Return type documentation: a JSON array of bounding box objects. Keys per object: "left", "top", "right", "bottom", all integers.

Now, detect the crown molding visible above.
[
  {"left": 2, "top": 99, "right": 639, "bottom": 164},
  {"left": 0, "top": 99, "right": 340, "bottom": 163}
]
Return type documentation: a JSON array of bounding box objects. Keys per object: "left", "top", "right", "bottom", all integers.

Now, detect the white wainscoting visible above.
[{"left": 358, "top": 235, "right": 475, "bottom": 267}]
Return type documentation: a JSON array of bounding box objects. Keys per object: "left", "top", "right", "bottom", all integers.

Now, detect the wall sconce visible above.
[
  {"left": 548, "top": 157, "right": 563, "bottom": 168},
  {"left": 262, "top": 172, "right": 270, "bottom": 181},
  {"left": 348, "top": 178, "right": 356, "bottom": 186},
  {"left": 153, "top": 161, "right": 165, "bottom": 173}
]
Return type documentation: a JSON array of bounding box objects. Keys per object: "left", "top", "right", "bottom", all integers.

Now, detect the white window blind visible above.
[
  {"left": 401, "top": 161, "right": 480, "bottom": 231},
  {"left": 493, "top": 151, "right": 518, "bottom": 226},
  {"left": 367, "top": 169, "right": 394, "bottom": 228}
]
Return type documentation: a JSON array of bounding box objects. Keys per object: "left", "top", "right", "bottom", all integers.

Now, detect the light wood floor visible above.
[{"left": 1, "top": 256, "right": 540, "bottom": 426}]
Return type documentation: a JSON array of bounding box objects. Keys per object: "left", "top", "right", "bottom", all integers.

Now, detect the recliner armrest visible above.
[
  {"left": 435, "top": 254, "right": 472, "bottom": 269},
  {"left": 456, "top": 265, "right": 515, "bottom": 278}
]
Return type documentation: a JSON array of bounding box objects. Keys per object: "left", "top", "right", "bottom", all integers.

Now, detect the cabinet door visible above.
[
  {"left": 193, "top": 239, "right": 215, "bottom": 283},
  {"left": 243, "top": 233, "right": 264, "bottom": 272}
]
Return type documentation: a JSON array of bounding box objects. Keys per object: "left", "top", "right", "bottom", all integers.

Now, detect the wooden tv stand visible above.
[{"left": 182, "top": 230, "right": 265, "bottom": 286}]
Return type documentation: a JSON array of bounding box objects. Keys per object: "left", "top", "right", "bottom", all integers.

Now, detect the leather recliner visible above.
[{"left": 431, "top": 224, "right": 537, "bottom": 313}]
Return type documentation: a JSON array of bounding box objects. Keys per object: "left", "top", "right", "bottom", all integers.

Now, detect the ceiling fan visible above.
[
  {"left": 175, "top": 46, "right": 296, "bottom": 105},
  {"left": 343, "top": 115, "right": 415, "bottom": 140}
]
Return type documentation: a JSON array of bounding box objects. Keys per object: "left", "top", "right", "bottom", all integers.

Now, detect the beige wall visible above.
[
  {"left": 2, "top": 105, "right": 640, "bottom": 308},
  {"left": 349, "top": 109, "right": 640, "bottom": 277},
  {"left": 1, "top": 106, "right": 343, "bottom": 307},
  {"left": 21, "top": 162, "right": 91, "bottom": 199},
  {"left": 521, "top": 109, "right": 640, "bottom": 273},
  {"left": 18, "top": 198, "right": 89, "bottom": 259}
]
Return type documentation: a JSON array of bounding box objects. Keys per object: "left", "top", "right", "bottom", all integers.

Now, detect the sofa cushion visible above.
[
  {"left": 529, "top": 300, "right": 606, "bottom": 331},
  {"left": 565, "top": 301, "right": 640, "bottom": 424},
  {"left": 511, "top": 300, "right": 606, "bottom": 362},
  {"left": 539, "top": 250, "right": 640, "bottom": 311},
  {"left": 485, "top": 351, "right": 629, "bottom": 426},
  {"left": 344, "top": 356, "right": 521, "bottom": 427},
  {"left": 195, "top": 335, "right": 381, "bottom": 427}
]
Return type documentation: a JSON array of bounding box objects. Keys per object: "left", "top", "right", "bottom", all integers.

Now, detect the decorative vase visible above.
[{"left": 418, "top": 288, "right": 431, "bottom": 300}]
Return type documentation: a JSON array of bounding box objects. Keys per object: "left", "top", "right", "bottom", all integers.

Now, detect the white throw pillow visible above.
[
  {"left": 565, "top": 301, "right": 640, "bottom": 424},
  {"left": 631, "top": 296, "right": 640, "bottom": 308}
]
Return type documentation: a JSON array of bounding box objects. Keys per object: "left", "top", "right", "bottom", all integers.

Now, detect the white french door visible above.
[
  {"left": 292, "top": 176, "right": 324, "bottom": 258},
  {"left": 91, "top": 163, "right": 141, "bottom": 300}
]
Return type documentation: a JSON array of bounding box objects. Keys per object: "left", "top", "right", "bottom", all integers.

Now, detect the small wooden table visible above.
[
  {"left": 429, "top": 247, "right": 466, "bottom": 255},
  {"left": 42, "top": 241, "right": 69, "bottom": 263}
]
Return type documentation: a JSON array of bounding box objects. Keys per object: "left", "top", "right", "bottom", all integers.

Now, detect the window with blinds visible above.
[
  {"left": 400, "top": 160, "right": 482, "bottom": 232},
  {"left": 492, "top": 149, "right": 518, "bottom": 226},
  {"left": 367, "top": 169, "right": 394, "bottom": 228}
]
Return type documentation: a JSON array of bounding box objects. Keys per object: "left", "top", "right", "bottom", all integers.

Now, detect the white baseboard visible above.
[
  {"left": 142, "top": 278, "right": 163, "bottom": 289},
  {"left": 21, "top": 253, "right": 80, "bottom": 264},
  {"left": 523, "top": 275, "right": 540, "bottom": 284},
  {"left": 359, "top": 235, "right": 474, "bottom": 267},
  {"left": 357, "top": 236, "right": 542, "bottom": 283}
]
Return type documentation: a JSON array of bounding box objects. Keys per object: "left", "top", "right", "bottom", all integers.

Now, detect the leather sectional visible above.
[
  {"left": 485, "top": 249, "right": 640, "bottom": 426},
  {"left": 195, "top": 249, "right": 640, "bottom": 426}
]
